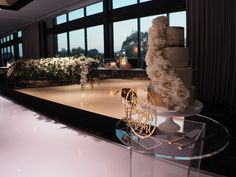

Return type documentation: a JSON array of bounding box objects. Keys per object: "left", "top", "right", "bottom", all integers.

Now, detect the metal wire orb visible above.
[{"left": 123, "top": 88, "right": 157, "bottom": 139}]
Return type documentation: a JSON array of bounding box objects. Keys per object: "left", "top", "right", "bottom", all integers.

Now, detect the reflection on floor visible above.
[
  {"left": 0, "top": 96, "right": 221, "bottom": 177},
  {"left": 16, "top": 79, "right": 150, "bottom": 119}
]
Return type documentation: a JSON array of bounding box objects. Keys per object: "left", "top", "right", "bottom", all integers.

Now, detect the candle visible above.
[
  {"left": 120, "top": 57, "right": 127, "bottom": 69},
  {"left": 7, "top": 62, "right": 11, "bottom": 68},
  {"left": 110, "top": 62, "right": 116, "bottom": 69}
]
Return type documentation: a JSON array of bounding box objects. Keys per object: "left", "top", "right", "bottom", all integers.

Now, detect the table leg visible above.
[
  {"left": 187, "top": 159, "right": 201, "bottom": 177},
  {"left": 130, "top": 148, "right": 132, "bottom": 177}
]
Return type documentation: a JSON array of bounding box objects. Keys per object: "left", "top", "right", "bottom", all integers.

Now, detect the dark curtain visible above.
[
  {"left": 22, "top": 22, "right": 40, "bottom": 59},
  {"left": 187, "top": 0, "right": 236, "bottom": 112}
]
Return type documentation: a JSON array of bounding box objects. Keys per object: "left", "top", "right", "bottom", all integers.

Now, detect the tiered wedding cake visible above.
[{"left": 145, "top": 16, "right": 192, "bottom": 112}]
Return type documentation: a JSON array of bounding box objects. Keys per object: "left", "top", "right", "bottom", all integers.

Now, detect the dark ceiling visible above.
[
  {"left": 0, "top": 0, "right": 34, "bottom": 10},
  {"left": 0, "top": 0, "right": 87, "bottom": 37}
]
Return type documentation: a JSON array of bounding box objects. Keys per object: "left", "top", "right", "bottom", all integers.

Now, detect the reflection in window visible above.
[
  {"left": 169, "top": 11, "right": 186, "bottom": 44},
  {"left": 7, "top": 36, "right": 10, "bottom": 41},
  {"left": 56, "top": 33, "right": 68, "bottom": 57},
  {"left": 113, "top": 19, "right": 138, "bottom": 59},
  {"left": 86, "top": 2, "right": 103, "bottom": 16},
  {"left": 69, "top": 8, "right": 84, "bottom": 21},
  {"left": 56, "top": 14, "right": 67, "bottom": 25},
  {"left": 69, "top": 29, "right": 85, "bottom": 56},
  {"left": 10, "top": 34, "right": 14, "bottom": 40},
  {"left": 87, "top": 25, "right": 104, "bottom": 58},
  {"left": 140, "top": 14, "right": 167, "bottom": 59},
  {"left": 18, "top": 43, "right": 23, "bottom": 59},
  {"left": 112, "top": 0, "right": 137, "bottom": 9}
]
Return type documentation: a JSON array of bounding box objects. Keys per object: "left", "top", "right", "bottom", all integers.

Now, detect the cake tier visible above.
[
  {"left": 176, "top": 67, "right": 192, "bottom": 87},
  {"left": 166, "top": 27, "right": 184, "bottom": 46},
  {"left": 163, "top": 47, "right": 189, "bottom": 67},
  {"left": 147, "top": 85, "right": 167, "bottom": 108},
  {"left": 147, "top": 84, "right": 195, "bottom": 110}
]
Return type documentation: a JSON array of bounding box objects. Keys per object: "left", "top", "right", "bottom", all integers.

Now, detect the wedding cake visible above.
[{"left": 145, "top": 16, "right": 192, "bottom": 112}]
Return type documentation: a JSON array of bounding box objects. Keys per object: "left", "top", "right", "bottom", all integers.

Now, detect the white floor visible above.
[{"left": 0, "top": 96, "right": 221, "bottom": 177}]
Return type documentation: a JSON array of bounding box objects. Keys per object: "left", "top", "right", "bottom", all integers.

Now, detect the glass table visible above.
[{"left": 116, "top": 114, "right": 229, "bottom": 177}]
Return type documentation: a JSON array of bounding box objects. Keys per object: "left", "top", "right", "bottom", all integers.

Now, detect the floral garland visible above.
[
  {"left": 78, "top": 56, "right": 96, "bottom": 90},
  {"left": 7, "top": 56, "right": 98, "bottom": 90},
  {"left": 145, "top": 16, "right": 190, "bottom": 111}
]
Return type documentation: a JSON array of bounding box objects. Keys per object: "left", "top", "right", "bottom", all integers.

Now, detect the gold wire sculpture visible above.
[{"left": 123, "top": 88, "right": 157, "bottom": 139}]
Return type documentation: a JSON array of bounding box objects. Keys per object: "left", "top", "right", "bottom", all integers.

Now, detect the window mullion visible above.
[{"left": 84, "top": 28, "right": 88, "bottom": 56}]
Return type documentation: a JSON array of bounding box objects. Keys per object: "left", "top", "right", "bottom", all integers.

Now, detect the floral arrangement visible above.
[
  {"left": 7, "top": 56, "right": 99, "bottom": 90},
  {"left": 145, "top": 16, "right": 190, "bottom": 111}
]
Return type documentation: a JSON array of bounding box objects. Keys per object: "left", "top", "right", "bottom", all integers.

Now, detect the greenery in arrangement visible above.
[
  {"left": 7, "top": 56, "right": 99, "bottom": 89},
  {"left": 57, "top": 47, "right": 104, "bottom": 59}
]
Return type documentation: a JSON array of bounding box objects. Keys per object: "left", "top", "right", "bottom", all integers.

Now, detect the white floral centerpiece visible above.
[{"left": 7, "top": 56, "right": 99, "bottom": 90}]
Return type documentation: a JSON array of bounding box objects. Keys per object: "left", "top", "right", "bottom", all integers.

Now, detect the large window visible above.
[
  {"left": 0, "top": 31, "right": 23, "bottom": 65},
  {"left": 87, "top": 25, "right": 104, "bottom": 58},
  {"left": 140, "top": 14, "right": 167, "bottom": 59},
  {"left": 69, "top": 8, "right": 84, "bottom": 21},
  {"left": 18, "top": 31, "right": 22, "bottom": 38},
  {"left": 112, "top": 0, "right": 137, "bottom": 9},
  {"left": 140, "top": 0, "right": 151, "bottom": 2},
  {"left": 112, "top": 0, "right": 151, "bottom": 9},
  {"left": 55, "top": 2, "right": 103, "bottom": 24},
  {"left": 56, "top": 14, "right": 67, "bottom": 25},
  {"left": 7, "top": 47, "right": 11, "bottom": 58},
  {"left": 169, "top": 11, "right": 186, "bottom": 45},
  {"left": 69, "top": 29, "right": 85, "bottom": 56},
  {"left": 18, "top": 43, "right": 23, "bottom": 59},
  {"left": 11, "top": 45, "right": 14, "bottom": 58},
  {"left": 3, "top": 48, "right": 7, "bottom": 59},
  {"left": 56, "top": 33, "right": 68, "bottom": 57},
  {"left": 52, "top": 0, "right": 186, "bottom": 68},
  {"left": 0, "top": 49, "right": 3, "bottom": 65},
  {"left": 113, "top": 19, "right": 138, "bottom": 59},
  {"left": 86, "top": 2, "right": 103, "bottom": 16}
]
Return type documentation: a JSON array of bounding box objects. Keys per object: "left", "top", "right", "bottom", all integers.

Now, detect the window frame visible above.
[{"left": 0, "top": 31, "right": 23, "bottom": 65}]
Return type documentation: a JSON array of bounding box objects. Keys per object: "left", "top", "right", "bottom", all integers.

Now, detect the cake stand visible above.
[{"left": 156, "top": 100, "right": 203, "bottom": 133}]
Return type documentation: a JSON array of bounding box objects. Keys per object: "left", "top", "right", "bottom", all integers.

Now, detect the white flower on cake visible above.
[{"left": 145, "top": 16, "right": 190, "bottom": 112}]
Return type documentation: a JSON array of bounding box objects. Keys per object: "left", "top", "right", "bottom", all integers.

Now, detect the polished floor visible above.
[
  {"left": 0, "top": 96, "right": 130, "bottom": 177},
  {"left": 0, "top": 96, "right": 222, "bottom": 177}
]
